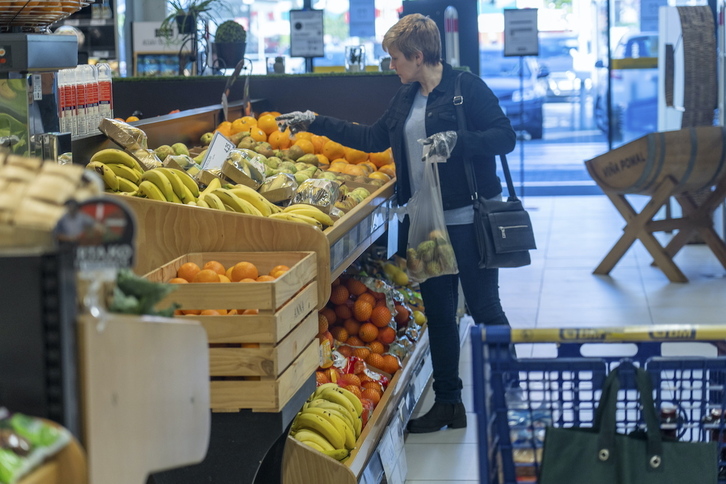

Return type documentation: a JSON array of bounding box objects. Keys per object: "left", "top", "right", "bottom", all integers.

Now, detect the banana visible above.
[
  {"left": 138, "top": 180, "right": 166, "bottom": 201},
  {"left": 313, "top": 383, "right": 340, "bottom": 398},
  {"left": 91, "top": 148, "right": 143, "bottom": 171},
  {"left": 293, "top": 413, "right": 345, "bottom": 450},
  {"left": 169, "top": 168, "right": 200, "bottom": 197},
  {"left": 157, "top": 167, "right": 196, "bottom": 204},
  {"left": 106, "top": 162, "right": 141, "bottom": 183},
  {"left": 320, "top": 387, "right": 362, "bottom": 417},
  {"left": 199, "top": 177, "right": 222, "bottom": 199},
  {"left": 306, "top": 399, "right": 360, "bottom": 437},
  {"left": 328, "top": 386, "right": 364, "bottom": 417},
  {"left": 321, "top": 448, "right": 350, "bottom": 461},
  {"left": 302, "top": 407, "right": 356, "bottom": 449},
  {"left": 117, "top": 177, "right": 139, "bottom": 193},
  {"left": 300, "top": 440, "right": 326, "bottom": 453},
  {"left": 292, "top": 429, "right": 336, "bottom": 452},
  {"left": 141, "top": 169, "right": 176, "bottom": 203},
  {"left": 211, "top": 188, "right": 263, "bottom": 216},
  {"left": 283, "top": 204, "right": 335, "bottom": 227},
  {"left": 228, "top": 184, "right": 273, "bottom": 217},
  {"left": 201, "top": 192, "right": 226, "bottom": 211},
  {"left": 196, "top": 198, "right": 210, "bottom": 208},
  {"left": 269, "top": 212, "right": 322, "bottom": 229},
  {"left": 86, "top": 161, "right": 119, "bottom": 191}
]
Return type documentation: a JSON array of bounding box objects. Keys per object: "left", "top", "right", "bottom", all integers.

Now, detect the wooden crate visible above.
[{"left": 144, "top": 251, "right": 320, "bottom": 412}]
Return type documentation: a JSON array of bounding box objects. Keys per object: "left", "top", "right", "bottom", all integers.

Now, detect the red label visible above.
[{"left": 99, "top": 81, "right": 112, "bottom": 106}]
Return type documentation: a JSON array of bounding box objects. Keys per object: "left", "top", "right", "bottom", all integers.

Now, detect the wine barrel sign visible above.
[{"left": 585, "top": 126, "right": 726, "bottom": 195}]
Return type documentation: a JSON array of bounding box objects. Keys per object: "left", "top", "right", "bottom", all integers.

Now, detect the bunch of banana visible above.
[
  {"left": 282, "top": 204, "right": 335, "bottom": 228},
  {"left": 290, "top": 384, "right": 364, "bottom": 461},
  {"left": 87, "top": 149, "right": 145, "bottom": 194},
  {"left": 268, "top": 211, "right": 323, "bottom": 229},
  {"left": 133, "top": 167, "right": 202, "bottom": 204},
  {"left": 226, "top": 184, "right": 283, "bottom": 216}
]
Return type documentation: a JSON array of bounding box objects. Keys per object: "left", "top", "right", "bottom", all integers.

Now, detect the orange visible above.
[
  {"left": 257, "top": 114, "right": 279, "bottom": 135},
  {"left": 316, "top": 371, "right": 331, "bottom": 385},
  {"left": 322, "top": 140, "right": 346, "bottom": 160},
  {"left": 126, "top": 115, "right": 139, "bottom": 123},
  {"left": 359, "top": 161, "right": 377, "bottom": 174},
  {"left": 226, "top": 266, "right": 234, "bottom": 280},
  {"left": 227, "top": 309, "right": 238, "bottom": 315},
  {"left": 375, "top": 298, "right": 388, "bottom": 308},
  {"left": 330, "top": 285, "right": 350, "bottom": 305},
  {"left": 311, "top": 135, "right": 327, "bottom": 153},
  {"left": 320, "top": 307, "right": 337, "bottom": 326},
  {"left": 239, "top": 278, "right": 257, "bottom": 283},
  {"left": 318, "top": 313, "right": 330, "bottom": 333},
  {"left": 353, "top": 347, "right": 371, "bottom": 360},
  {"left": 371, "top": 306, "right": 392, "bottom": 328},
  {"left": 256, "top": 275, "right": 276, "bottom": 282},
  {"left": 177, "top": 261, "right": 201, "bottom": 282},
  {"left": 377, "top": 326, "right": 397, "bottom": 345},
  {"left": 353, "top": 300, "right": 373, "bottom": 322},
  {"left": 230, "top": 261, "right": 259, "bottom": 282},
  {"left": 242, "top": 309, "right": 259, "bottom": 315},
  {"left": 394, "top": 304, "right": 410, "bottom": 324},
  {"left": 181, "top": 309, "right": 201, "bottom": 315},
  {"left": 343, "top": 318, "right": 361, "bottom": 337},
  {"left": 169, "top": 277, "right": 188, "bottom": 284},
  {"left": 367, "top": 341, "right": 385, "bottom": 354},
  {"left": 369, "top": 148, "right": 393, "bottom": 168},
  {"left": 345, "top": 278, "right": 367, "bottom": 296},
  {"left": 368, "top": 171, "right": 391, "bottom": 182},
  {"left": 344, "top": 147, "right": 368, "bottom": 164},
  {"left": 382, "top": 354, "right": 400, "bottom": 374},
  {"left": 371, "top": 291, "right": 385, "bottom": 300},
  {"left": 249, "top": 127, "right": 267, "bottom": 142},
  {"left": 318, "top": 330, "right": 334, "bottom": 346},
  {"left": 294, "top": 138, "right": 315, "bottom": 154},
  {"left": 215, "top": 121, "right": 233, "bottom": 137},
  {"left": 335, "top": 303, "right": 352, "bottom": 321},
  {"left": 379, "top": 163, "right": 396, "bottom": 179},
  {"left": 344, "top": 385, "right": 363, "bottom": 400},
  {"left": 218, "top": 275, "right": 231, "bottom": 283},
  {"left": 203, "top": 260, "right": 226, "bottom": 275},
  {"left": 342, "top": 164, "right": 367, "bottom": 177},
  {"left": 268, "top": 130, "right": 292, "bottom": 149},
  {"left": 337, "top": 345, "right": 354, "bottom": 358},
  {"left": 269, "top": 264, "right": 290, "bottom": 275},
  {"left": 362, "top": 388, "right": 381, "bottom": 405},
  {"left": 294, "top": 131, "right": 314, "bottom": 140},
  {"left": 362, "top": 381, "right": 383, "bottom": 394},
  {"left": 330, "top": 326, "right": 349, "bottom": 343},
  {"left": 357, "top": 292, "right": 376, "bottom": 306},
  {"left": 192, "top": 269, "right": 220, "bottom": 283},
  {"left": 200, "top": 309, "right": 222, "bottom": 315},
  {"left": 359, "top": 322, "right": 379, "bottom": 343},
  {"left": 365, "top": 353, "right": 385, "bottom": 370},
  {"left": 346, "top": 336, "right": 364, "bottom": 347},
  {"left": 315, "top": 154, "right": 329, "bottom": 166},
  {"left": 231, "top": 116, "right": 257, "bottom": 134}
]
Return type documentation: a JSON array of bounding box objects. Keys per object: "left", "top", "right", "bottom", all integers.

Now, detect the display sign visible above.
[
  {"left": 503, "top": 8, "right": 539, "bottom": 57},
  {"left": 55, "top": 197, "right": 136, "bottom": 271},
  {"left": 349, "top": 0, "right": 375, "bottom": 38},
  {"left": 290, "top": 9, "right": 324, "bottom": 58},
  {"left": 201, "top": 131, "right": 235, "bottom": 171},
  {"left": 132, "top": 21, "right": 186, "bottom": 54}
]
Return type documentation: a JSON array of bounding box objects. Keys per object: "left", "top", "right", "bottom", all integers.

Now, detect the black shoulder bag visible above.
[{"left": 454, "top": 72, "right": 536, "bottom": 269}]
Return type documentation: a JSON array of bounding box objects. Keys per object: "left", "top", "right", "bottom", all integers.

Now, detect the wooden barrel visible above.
[{"left": 585, "top": 126, "right": 726, "bottom": 195}]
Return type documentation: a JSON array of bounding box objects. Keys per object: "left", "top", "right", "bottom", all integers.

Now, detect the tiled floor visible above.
[{"left": 403, "top": 194, "right": 726, "bottom": 483}]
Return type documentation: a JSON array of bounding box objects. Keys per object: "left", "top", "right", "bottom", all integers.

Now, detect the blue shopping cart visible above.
[{"left": 471, "top": 324, "right": 726, "bottom": 484}]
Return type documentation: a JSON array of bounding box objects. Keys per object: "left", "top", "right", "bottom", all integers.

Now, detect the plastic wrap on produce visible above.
[
  {"left": 291, "top": 178, "right": 340, "bottom": 213},
  {"left": 226, "top": 149, "right": 265, "bottom": 185},
  {"left": 130, "top": 148, "right": 162, "bottom": 170},
  {"left": 163, "top": 154, "right": 195, "bottom": 169},
  {"left": 98, "top": 117, "right": 148, "bottom": 151},
  {"left": 260, "top": 172, "right": 297, "bottom": 193}
]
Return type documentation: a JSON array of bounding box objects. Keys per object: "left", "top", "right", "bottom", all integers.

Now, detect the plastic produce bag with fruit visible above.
[
  {"left": 290, "top": 178, "right": 340, "bottom": 213},
  {"left": 404, "top": 143, "right": 458, "bottom": 283}
]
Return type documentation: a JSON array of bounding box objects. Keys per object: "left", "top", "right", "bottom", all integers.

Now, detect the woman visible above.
[{"left": 278, "top": 13, "right": 516, "bottom": 433}]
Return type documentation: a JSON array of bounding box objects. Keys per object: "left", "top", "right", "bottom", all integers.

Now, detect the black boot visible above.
[{"left": 406, "top": 402, "right": 467, "bottom": 433}]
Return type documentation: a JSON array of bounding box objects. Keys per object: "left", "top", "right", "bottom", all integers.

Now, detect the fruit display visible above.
[
  {"left": 290, "top": 384, "right": 365, "bottom": 461},
  {"left": 406, "top": 229, "right": 458, "bottom": 281}
]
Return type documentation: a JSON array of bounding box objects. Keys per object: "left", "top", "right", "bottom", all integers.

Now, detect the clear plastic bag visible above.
[{"left": 405, "top": 146, "right": 458, "bottom": 283}]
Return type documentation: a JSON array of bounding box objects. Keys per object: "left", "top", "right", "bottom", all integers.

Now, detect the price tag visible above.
[
  {"left": 377, "top": 430, "right": 396, "bottom": 478},
  {"left": 201, "top": 131, "right": 235, "bottom": 171},
  {"left": 32, "top": 74, "right": 42, "bottom": 101}
]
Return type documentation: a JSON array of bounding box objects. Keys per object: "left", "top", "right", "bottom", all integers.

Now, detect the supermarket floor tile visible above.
[{"left": 403, "top": 194, "right": 726, "bottom": 483}]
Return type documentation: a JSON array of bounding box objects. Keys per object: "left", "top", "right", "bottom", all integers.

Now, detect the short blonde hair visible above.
[{"left": 382, "top": 14, "right": 441, "bottom": 65}]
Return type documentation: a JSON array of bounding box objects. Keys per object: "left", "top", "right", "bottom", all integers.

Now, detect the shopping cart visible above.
[{"left": 471, "top": 324, "right": 726, "bottom": 484}]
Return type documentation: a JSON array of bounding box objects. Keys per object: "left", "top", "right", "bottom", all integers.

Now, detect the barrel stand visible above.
[{"left": 594, "top": 174, "right": 726, "bottom": 282}]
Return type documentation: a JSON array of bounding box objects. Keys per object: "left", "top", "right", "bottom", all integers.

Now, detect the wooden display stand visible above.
[
  {"left": 585, "top": 127, "right": 726, "bottom": 282},
  {"left": 77, "top": 314, "right": 210, "bottom": 484}
]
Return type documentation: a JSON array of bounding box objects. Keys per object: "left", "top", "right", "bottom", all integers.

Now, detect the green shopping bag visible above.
[{"left": 539, "top": 364, "right": 718, "bottom": 484}]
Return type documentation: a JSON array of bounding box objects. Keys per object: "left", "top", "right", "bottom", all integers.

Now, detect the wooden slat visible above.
[
  {"left": 199, "top": 282, "right": 318, "bottom": 344},
  {"left": 211, "top": 340, "right": 319, "bottom": 411},
  {"left": 209, "top": 310, "right": 317, "bottom": 377}
]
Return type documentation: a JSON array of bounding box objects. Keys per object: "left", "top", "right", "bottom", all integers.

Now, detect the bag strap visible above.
[
  {"left": 593, "top": 364, "right": 664, "bottom": 471},
  {"left": 453, "top": 72, "right": 520, "bottom": 202}
]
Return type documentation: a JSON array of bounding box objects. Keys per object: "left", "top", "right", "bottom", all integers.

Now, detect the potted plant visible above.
[
  {"left": 161, "top": 0, "right": 222, "bottom": 36},
  {"left": 212, "top": 20, "right": 246, "bottom": 68}
]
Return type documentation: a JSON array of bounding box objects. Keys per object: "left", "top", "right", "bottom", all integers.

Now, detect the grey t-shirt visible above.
[{"left": 403, "top": 90, "right": 474, "bottom": 225}]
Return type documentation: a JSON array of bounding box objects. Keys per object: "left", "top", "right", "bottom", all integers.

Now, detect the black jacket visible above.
[{"left": 309, "top": 63, "right": 516, "bottom": 210}]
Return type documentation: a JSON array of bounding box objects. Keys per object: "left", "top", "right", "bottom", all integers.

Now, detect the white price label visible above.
[{"left": 201, "top": 131, "right": 235, "bottom": 171}]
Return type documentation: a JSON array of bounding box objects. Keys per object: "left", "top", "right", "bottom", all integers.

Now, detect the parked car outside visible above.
[
  {"left": 538, "top": 32, "right": 583, "bottom": 101},
  {"left": 594, "top": 31, "right": 658, "bottom": 138},
  {"left": 480, "top": 46, "right": 549, "bottom": 139}
]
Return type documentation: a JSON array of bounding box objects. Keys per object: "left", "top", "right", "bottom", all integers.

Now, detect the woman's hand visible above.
[{"left": 276, "top": 110, "right": 316, "bottom": 134}]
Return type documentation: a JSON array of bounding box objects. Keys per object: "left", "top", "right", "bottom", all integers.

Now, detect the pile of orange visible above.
[
  {"left": 214, "top": 112, "right": 397, "bottom": 181},
  {"left": 169, "top": 260, "right": 290, "bottom": 316}
]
